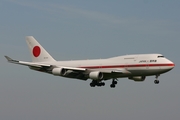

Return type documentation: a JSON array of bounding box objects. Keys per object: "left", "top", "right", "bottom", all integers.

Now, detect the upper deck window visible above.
[{"left": 158, "top": 56, "right": 164, "bottom": 58}]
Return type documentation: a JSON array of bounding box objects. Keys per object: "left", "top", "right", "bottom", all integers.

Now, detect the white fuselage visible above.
[{"left": 41, "top": 54, "right": 174, "bottom": 79}]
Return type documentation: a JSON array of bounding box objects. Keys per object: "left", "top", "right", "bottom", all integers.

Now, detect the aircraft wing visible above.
[
  {"left": 5, "top": 56, "right": 130, "bottom": 80},
  {"left": 5, "top": 56, "right": 86, "bottom": 72},
  {"left": 5, "top": 56, "right": 51, "bottom": 68}
]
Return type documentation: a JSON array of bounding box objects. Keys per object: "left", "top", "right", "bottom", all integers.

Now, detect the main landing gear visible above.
[
  {"left": 90, "top": 79, "right": 118, "bottom": 88},
  {"left": 110, "top": 79, "right": 118, "bottom": 88},
  {"left": 90, "top": 80, "right": 105, "bottom": 87},
  {"left": 154, "top": 74, "right": 160, "bottom": 84}
]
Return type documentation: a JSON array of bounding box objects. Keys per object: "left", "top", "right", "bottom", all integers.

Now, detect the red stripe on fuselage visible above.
[{"left": 80, "top": 63, "right": 175, "bottom": 69}]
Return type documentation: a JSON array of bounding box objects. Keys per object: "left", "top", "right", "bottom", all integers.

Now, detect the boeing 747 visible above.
[{"left": 5, "top": 36, "right": 175, "bottom": 88}]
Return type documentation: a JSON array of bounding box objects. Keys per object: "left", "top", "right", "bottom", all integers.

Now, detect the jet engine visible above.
[
  {"left": 128, "top": 76, "right": 146, "bottom": 81},
  {"left": 52, "top": 68, "right": 67, "bottom": 76},
  {"left": 89, "top": 71, "right": 103, "bottom": 80}
]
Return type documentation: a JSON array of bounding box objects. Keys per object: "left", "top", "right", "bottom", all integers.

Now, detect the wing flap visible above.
[
  {"left": 60, "top": 66, "right": 86, "bottom": 71},
  {"left": 19, "top": 61, "right": 51, "bottom": 67},
  {"left": 111, "top": 69, "right": 131, "bottom": 74},
  {"left": 98, "top": 68, "right": 130, "bottom": 74}
]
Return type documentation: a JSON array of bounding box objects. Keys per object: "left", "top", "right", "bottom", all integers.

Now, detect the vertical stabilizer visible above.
[{"left": 26, "top": 36, "right": 56, "bottom": 62}]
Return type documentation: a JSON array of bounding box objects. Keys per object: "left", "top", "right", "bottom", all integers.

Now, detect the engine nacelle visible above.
[
  {"left": 128, "top": 76, "right": 146, "bottom": 81},
  {"left": 89, "top": 71, "right": 103, "bottom": 80},
  {"left": 52, "top": 68, "right": 67, "bottom": 76}
]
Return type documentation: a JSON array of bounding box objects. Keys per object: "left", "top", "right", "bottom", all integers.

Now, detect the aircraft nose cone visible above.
[
  {"left": 169, "top": 61, "right": 175, "bottom": 70},
  {"left": 171, "top": 62, "right": 175, "bottom": 68}
]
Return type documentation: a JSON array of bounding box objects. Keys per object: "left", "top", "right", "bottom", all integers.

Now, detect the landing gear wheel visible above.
[
  {"left": 90, "top": 82, "right": 95, "bottom": 87},
  {"left": 97, "top": 83, "right": 102, "bottom": 87},
  {"left": 154, "top": 80, "right": 159, "bottom": 84},
  {"left": 90, "top": 80, "right": 105, "bottom": 87},
  {"left": 110, "top": 84, "right": 116, "bottom": 88},
  {"left": 113, "top": 81, "right": 117, "bottom": 85},
  {"left": 101, "top": 82, "right": 105, "bottom": 86}
]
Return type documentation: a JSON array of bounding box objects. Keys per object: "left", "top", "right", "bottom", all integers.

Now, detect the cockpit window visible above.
[{"left": 158, "top": 56, "right": 164, "bottom": 58}]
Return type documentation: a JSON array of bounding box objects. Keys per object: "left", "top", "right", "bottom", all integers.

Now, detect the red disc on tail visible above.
[{"left": 33, "top": 46, "right": 41, "bottom": 57}]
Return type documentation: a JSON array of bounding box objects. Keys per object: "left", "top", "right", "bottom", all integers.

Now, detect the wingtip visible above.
[
  {"left": 4, "top": 56, "right": 19, "bottom": 63},
  {"left": 4, "top": 55, "right": 12, "bottom": 61}
]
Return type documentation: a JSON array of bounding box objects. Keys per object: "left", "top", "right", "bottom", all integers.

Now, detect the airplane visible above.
[{"left": 5, "top": 36, "right": 175, "bottom": 88}]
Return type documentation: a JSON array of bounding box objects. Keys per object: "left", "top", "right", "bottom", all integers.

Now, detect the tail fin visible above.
[{"left": 26, "top": 36, "right": 56, "bottom": 62}]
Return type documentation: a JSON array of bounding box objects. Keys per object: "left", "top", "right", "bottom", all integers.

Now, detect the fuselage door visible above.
[
  {"left": 124, "top": 56, "right": 137, "bottom": 71},
  {"left": 146, "top": 60, "right": 149, "bottom": 69}
]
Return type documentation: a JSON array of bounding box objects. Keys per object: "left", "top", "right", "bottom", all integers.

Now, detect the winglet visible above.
[{"left": 4, "top": 56, "right": 19, "bottom": 63}]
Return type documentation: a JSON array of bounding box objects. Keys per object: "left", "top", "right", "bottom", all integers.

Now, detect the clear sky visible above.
[{"left": 0, "top": 0, "right": 180, "bottom": 120}]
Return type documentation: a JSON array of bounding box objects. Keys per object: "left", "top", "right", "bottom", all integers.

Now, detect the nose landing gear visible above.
[{"left": 154, "top": 74, "right": 160, "bottom": 84}]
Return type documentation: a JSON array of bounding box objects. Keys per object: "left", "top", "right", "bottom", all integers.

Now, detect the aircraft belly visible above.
[{"left": 128, "top": 69, "right": 170, "bottom": 76}]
